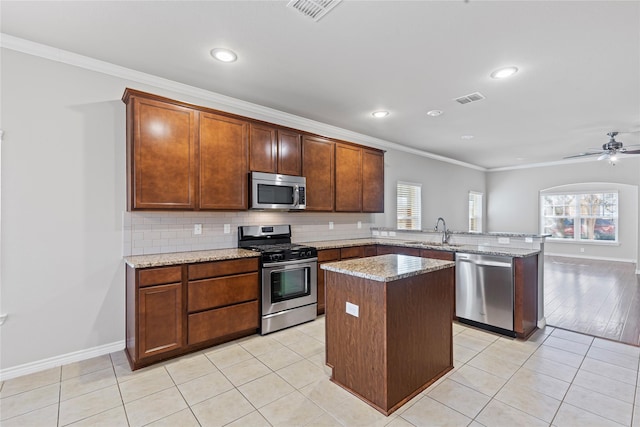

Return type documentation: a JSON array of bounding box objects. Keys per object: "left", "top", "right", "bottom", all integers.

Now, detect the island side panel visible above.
[
  {"left": 386, "top": 267, "right": 454, "bottom": 409},
  {"left": 325, "top": 271, "right": 388, "bottom": 410}
]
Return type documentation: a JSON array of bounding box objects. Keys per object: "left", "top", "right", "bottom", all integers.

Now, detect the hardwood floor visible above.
[{"left": 544, "top": 255, "right": 640, "bottom": 346}]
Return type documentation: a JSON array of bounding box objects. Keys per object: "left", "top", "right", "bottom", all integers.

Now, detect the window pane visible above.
[{"left": 541, "top": 190, "right": 618, "bottom": 243}]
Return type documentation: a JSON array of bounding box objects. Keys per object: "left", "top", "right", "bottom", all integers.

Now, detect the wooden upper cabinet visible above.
[
  {"left": 199, "top": 112, "right": 249, "bottom": 210},
  {"left": 335, "top": 143, "right": 363, "bottom": 212},
  {"left": 126, "top": 95, "right": 197, "bottom": 210},
  {"left": 302, "top": 136, "right": 335, "bottom": 211},
  {"left": 362, "top": 149, "right": 384, "bottom": 213},
  {"left": 249, "top": 123, "right": 277, "bottom": 173},
  {"left": 249, "top": 124, "right": 301, "bottom": 176},
  {"left": 277, "top": 129, "right": 302, "bottom": 176}
]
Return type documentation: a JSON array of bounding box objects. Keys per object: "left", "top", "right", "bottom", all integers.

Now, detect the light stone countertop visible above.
[
  {"left": 321, "top": 254, "right": 455, "bottom": 282},
  {"left": 301, "top": 238, "right": 539, "bottom": 258},
  {"left": 124, "top": 248, "right": 259, "bottom": 268}
]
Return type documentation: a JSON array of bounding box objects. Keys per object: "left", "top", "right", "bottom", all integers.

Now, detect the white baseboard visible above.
[
  {"left": 544, "top": 252, "right": 638, "bottom": 264},
  {"left": 0, "top": 340, "right": 125, "bottom": 381}
]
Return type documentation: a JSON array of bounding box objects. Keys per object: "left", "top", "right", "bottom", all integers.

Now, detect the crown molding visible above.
[{"left": 1, "top": 33, "right": 486, "bottom": 171}]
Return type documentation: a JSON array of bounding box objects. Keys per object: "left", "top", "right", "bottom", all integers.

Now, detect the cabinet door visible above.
[
  {"left": 377, "top": 245, "right": 420, "bottom": 256},
  {"left": 199, "top": 112, "right": 249, "bottom": 209},
  {"left": 277, "top": 129, "right": 302, "bottom": 176},
  {"left": 302, "top": 136, "right": 335, "bottom": 211},
  {"left": 138, "top": 283, "right": 183, "bottom": 358},
  {"left": 362, "top": 149, "right": 384, "bottom": 213},
  {"left": 128, "top": 97, "right": 196, "bottom": 209},
  {"left": 335, "top": 143, "right": 363, "bottom": 212},
  {"left": 249, "top": 123, "right": 277, "bottom": 173}
]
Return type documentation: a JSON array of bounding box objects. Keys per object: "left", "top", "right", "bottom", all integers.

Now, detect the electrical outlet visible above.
[
  {"left": 525, "top": 237, "right": 533, "bottom": 243},
  {"left": 357, "top": 221, "right": 362, "bottom": 229},
  {"left": 346, "top": 302, "right": 359, "bottom": 317},
  {"left": 329, "top": 222, "right": 334, "bottom": 230},
  {"left": 498, "top": 237, "right": 510, "bottom": 244},
  {"left": 381, "top": 231, "right": 388, "bottom": 237},
  {"left": 194, "top": 224, "right": 202, "bottom": 235},
  {"left": 389, "top": 231, "right": 396, "bottom": 237},
  {"left": 372, "top": 230, "right": 380, "bottom": 236},
  {"left": 580, "top": 247, "right": 585, "bottom": 253},
  {"left": 224, "top": 224, "right": 231, "bottom": 234}
]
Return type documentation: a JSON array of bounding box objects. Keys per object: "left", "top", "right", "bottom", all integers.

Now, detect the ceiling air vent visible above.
[
  {"left": 455, "top": 92, "right": 486, "bottom": 105},
  {"left": 287, "top": 0, "right": 342, "bottom": 22}
]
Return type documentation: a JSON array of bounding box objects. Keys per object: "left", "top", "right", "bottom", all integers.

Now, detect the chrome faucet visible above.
[{"left": 434, "top": 217, "right": 451, "bottom": 244}]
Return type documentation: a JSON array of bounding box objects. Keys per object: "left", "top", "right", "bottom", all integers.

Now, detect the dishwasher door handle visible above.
[{"left": 474, "top": 260, "right": 512, "bottom": 268}]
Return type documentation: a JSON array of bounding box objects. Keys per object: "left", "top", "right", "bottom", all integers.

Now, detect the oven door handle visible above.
[{"left": 263, "top": 257, "right": 318, "bottom": 268}]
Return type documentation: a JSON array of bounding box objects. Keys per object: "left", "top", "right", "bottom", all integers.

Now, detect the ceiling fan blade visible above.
[
  {"left": 597, "top": 153, "right": 610, "bottom": 161},
  {"left": 621, "top": 149, "right": 640, "bottom": 154}
]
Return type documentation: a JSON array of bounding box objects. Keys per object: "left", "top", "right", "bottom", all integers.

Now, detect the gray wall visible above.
[
  {"left": 0, "top": 47, "right": 486, "bottom": 374},
  {"left": 487, "top": 160, "right": 640, "bottom": 263},
  {"left": 381, "top": 150, "right": 486, "bottom": 232}
]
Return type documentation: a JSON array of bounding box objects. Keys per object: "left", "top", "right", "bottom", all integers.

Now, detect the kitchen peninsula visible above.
[{"left": 322, "top": 254, "right": 455, "bottom": 416}]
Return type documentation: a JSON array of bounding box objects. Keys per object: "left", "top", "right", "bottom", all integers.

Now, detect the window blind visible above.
[{"left": 397, "top": 181, "right": 422, "bottom": 230}]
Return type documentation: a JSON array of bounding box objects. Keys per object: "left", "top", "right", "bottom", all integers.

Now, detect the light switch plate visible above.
[
  {"left": 357, "top": 221, "right": 362, "bottom": 229},
  {"left": 372, "top": 230, "right": 380, "bottom": 236},
  {"left": 389, "top": 231, "right": 396, "bottom": 237},
  {"left": 194, "top": 224, "right": 202, "bottom": 235},
  {"left": 346, "top": 302, "right": 359, "bottom": 317},
  {"left": 498, "top": 237, "right": 510, "bottom": 244},
  {"left": 381, "top": 231, "right": 388, "bottom": 237},
  {"left": 525, "top": 237, "right": 533, "bottom": 243},
  {"left": 329, "top": 221, "right": 334, "bottom": 230},
  {"left": 224, "top": 224, "right": 231, "bottom": 234}
]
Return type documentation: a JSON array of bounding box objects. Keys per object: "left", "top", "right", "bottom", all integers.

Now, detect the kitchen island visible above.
[{"left": 322, "top": 254, "right": 455, "bottom": 416}]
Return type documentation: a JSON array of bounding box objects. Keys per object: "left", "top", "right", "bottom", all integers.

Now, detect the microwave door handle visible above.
[{"left": 293, "top": 185, "right": 300, "bottom": 207}]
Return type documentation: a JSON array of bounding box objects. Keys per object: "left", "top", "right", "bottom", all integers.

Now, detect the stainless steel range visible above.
[{"left": 238, "top": 225, "right": 317, "bottom": 335}]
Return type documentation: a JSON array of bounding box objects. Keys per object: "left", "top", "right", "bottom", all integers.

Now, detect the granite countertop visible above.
[
  {"left": 321, "top": 254, "right": 455, "bottom": 282},
  {"left": 302, "top": 238, "right": 539, "bottom": 258},
  {"left": 124, "top": 248, "right": 259, "bottom": 268},
  {"left": 371, "top": 227, "right": 550, "bottom": 239}
]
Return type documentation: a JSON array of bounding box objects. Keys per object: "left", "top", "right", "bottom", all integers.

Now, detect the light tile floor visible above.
[{"left": 2, "top": 318, "right": 639, "bottom": 426}]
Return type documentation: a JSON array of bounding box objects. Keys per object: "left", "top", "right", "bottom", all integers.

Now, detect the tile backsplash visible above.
[{"left": 123, "top": 211, "right": 379, "bottom": 256}]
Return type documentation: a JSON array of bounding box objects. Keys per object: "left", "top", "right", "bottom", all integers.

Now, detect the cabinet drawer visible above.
[
  {"left": 138, "top": 266, "right": 182, "bottom": 287},
  {"left": 419, "top": 249, "right": 455, "bottom": 261},
  {"left": 340, "top": 246, "right": 364, "bottom": 259},
  {"left": 188, "top": 300, "right": 259, "bottom": 345},
  {"left": 318, "top": 249, "right": 340, "bottom": 262},
  {"left": 188, "top": 272, "right": 258, "bottom": 312},
  {"left": 188, "top": 258, "right": 258, "bottom": 280}
]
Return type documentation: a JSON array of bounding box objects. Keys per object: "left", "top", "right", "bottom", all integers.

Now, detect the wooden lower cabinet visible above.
[
  {"left": 126, "top": 257, "right": 259, "bottom": 370},
  {"left": 514, "top": 255, "right": 538, "bottom": 338},
  {"left": 376, "top": 245, "right": 421, "bottom": 256},
  {"left": 138, "top": 282, "right": 183, "bottom": 359},
  {"left": 419, "top": 249, "right": 454, "bottom": 261}
]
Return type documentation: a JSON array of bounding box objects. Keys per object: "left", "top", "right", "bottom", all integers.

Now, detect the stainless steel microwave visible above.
[{"left": 250, "top": 172, "right": 307, "bottom": 210}]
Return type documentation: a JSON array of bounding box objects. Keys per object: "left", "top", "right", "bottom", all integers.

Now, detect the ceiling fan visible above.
[{"left": 565, "top": 131, "right": 640, "bottom": 163}]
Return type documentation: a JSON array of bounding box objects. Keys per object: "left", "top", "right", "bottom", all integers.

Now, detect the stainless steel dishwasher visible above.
[{"left": 455, "top": 253, "right": 515, "bottom": 336}]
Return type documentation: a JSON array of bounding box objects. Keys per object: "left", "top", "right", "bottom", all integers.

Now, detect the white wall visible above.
[{"left": 487, "top": 160, "right": 640, "bottom": 263}]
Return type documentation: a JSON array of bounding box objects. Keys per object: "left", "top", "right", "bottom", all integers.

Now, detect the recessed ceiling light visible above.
[
  {"left": 426, "top": 110, "right": 443, "bottom": 117},
  {"left": 490, "top": 66, "right": 518, "bottom": 79},
  {"left": 371, "top": 111, "right": 389, "bottom": 118},
  {"left": 210, "top": 48, "right": 238, "bottom": 63},
  {"left": 461, "top": 135, "right": 474, "bottom": 140}
]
